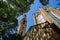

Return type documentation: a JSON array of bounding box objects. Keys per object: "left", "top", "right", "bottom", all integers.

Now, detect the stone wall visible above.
[{"left": 23, "top": 22, "right": 60, "bottom": 40}]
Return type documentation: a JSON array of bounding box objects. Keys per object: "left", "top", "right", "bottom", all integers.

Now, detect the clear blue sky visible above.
[{"left": 17, "top": 0, "right": 60, "bottom": 32}]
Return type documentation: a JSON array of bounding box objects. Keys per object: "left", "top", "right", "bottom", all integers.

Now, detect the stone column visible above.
[
  {"left": 33, "top": 14, "right": 38, "bottom": 25},
  {"left": 48, "top": 7, "right": 60, "bottom": 19}
]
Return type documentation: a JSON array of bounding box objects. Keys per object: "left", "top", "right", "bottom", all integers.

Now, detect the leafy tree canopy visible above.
[
  {"left": 0, "top": 0, "right": 34, "bottom": 31},
  {"left": 39, "top": 0, "right": 49, "bottom": 6}
]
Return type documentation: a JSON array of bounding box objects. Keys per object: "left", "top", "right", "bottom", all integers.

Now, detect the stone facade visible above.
[
  {"left": 23, "top": 7, "right": 60, "bottom": 40},
  {"left": 33, "top": 7, "right": 60, "bottom": 28},
  {"left": 23, "top": 22, "right": 60, "bottom": 40}
]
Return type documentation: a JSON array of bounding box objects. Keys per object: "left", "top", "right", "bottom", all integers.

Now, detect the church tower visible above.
[
  {"left": 33, "top": 7, "right": 60, "bottom": 28},
  {"left": 17, "top": 15, "right": 27, "bottom": 36}
]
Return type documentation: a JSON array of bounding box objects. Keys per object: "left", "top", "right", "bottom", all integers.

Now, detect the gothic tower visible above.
[
  {"left": 17, "top": 15, "right": 27, "bottom": 36},
  {"left": 33, "top": 7, "right": 60, "bottom": 28}
]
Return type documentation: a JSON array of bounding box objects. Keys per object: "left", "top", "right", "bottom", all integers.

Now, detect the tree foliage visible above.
[
  {"left": 39, "top": 0, "right": 49, "bottom": 6},
  {"left": 0, "top": 0, "right": 34, "bottom": 39},
  {"left": 6, "top": 0, "right": 34, "bottom": 13},
  {"left": 0, "top": 0, "right": 34, "bottom": 31},
  {"left": 3, "top": 33, "right": 23, "bottom": 40}
]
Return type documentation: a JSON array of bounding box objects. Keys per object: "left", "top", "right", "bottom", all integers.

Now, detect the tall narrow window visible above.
[{"left": 21, "top": 31, "right": 23, "bottom": 35}]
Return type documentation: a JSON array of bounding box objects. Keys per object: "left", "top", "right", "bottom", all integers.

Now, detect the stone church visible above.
[{"left": 17, "top": 7, "right": 60, "bottom": 40}]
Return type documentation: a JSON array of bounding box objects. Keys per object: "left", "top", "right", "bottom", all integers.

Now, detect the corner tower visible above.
[{"left": 17, "top": 15, "right": 27, "bottom": 36}]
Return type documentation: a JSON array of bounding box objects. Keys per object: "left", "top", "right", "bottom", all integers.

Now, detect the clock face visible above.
[{"left": 37, "top": 14, "right": 45, "bottom": 23}]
